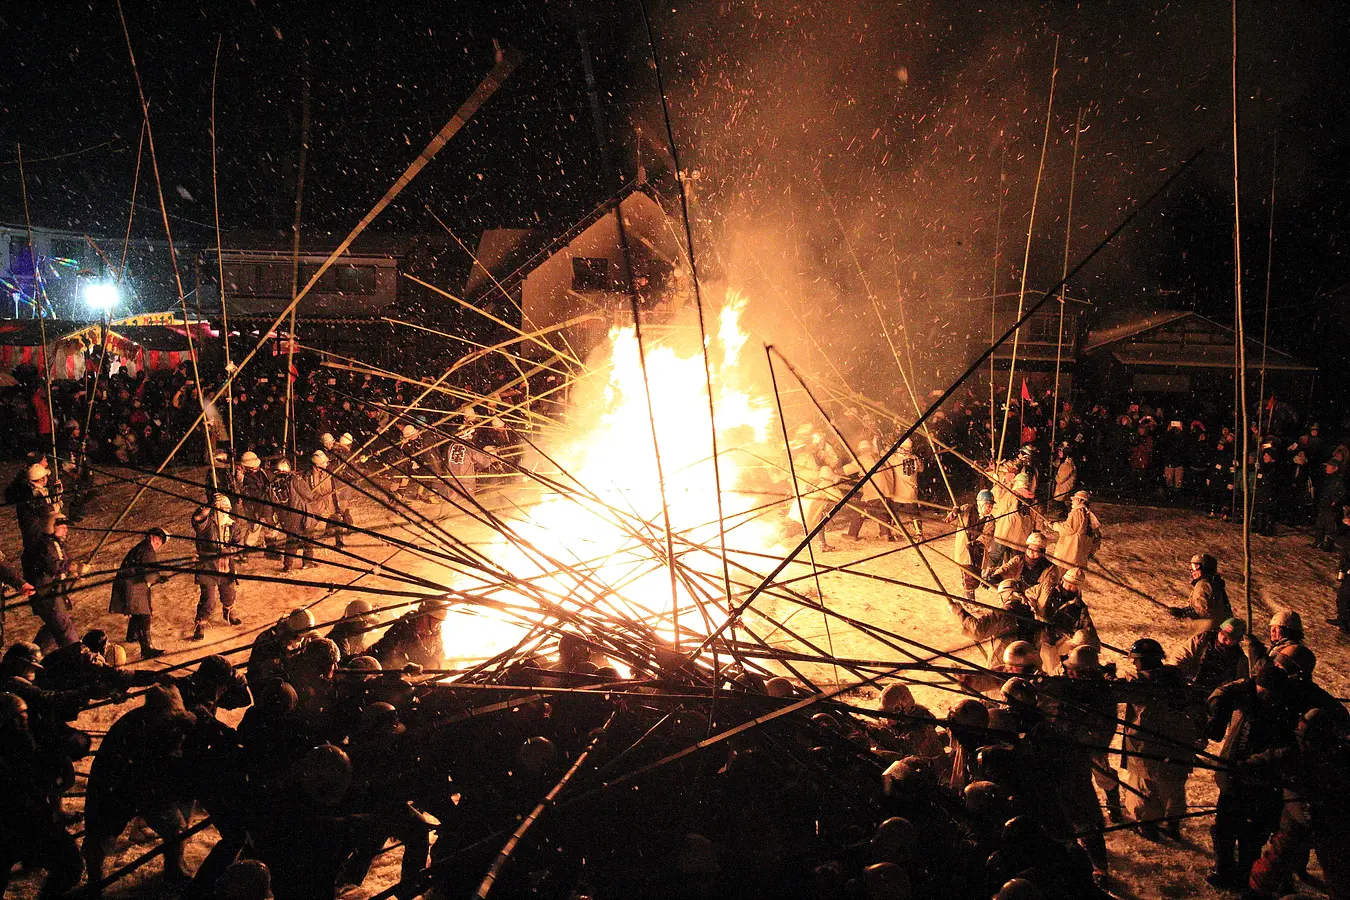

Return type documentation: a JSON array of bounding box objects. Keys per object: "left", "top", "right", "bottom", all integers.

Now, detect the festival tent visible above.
[
  {"left": 0, "top": 319, "right": 87, "bottom": 379},
  {"left": 0, "top": 316, "right": 205, "bottom": 379}
]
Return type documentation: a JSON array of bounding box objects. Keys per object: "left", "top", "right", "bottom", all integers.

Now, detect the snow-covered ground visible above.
[{"left": 2, "top": 462, "right": 1344, "bottom": 899}]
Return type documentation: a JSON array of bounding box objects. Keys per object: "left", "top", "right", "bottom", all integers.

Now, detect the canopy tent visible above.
[
  {"left": 0, "top": 316, "right": 204, "bottom": 379},
  {"left": 0, "top": 318, "right": 86, "bottom": 379}
]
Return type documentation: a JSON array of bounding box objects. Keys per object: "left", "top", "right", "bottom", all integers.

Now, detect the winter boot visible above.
[
  {"left": 190, "top": 622, "right": 206, "bottom": 642},
  {"left": 223, "top": 608, "right": 242, "bottom": 626}
]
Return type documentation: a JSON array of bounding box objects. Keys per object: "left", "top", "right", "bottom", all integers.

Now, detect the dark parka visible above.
[{"left": 109, "top": 536, "right": 165, "bottom": 616}]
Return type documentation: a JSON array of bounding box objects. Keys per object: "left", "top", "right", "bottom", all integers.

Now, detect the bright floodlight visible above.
[{"left": 83, "top": 280, "right": 120, "bottom": 312}]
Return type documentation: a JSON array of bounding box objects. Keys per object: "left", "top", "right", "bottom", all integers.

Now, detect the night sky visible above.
[{"left": 2, "top": 1, "right": 1348, "bottom": 404}]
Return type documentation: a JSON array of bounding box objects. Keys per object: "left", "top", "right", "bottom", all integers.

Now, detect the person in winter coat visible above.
[
  {"left": 82, "top": 685, "right": 199, "bottom": 893},
  {"left": 1049, "top": 490, "right": 1100, "bottom": 571},
  {"left": 0, "top": 692, "right": 83, "bottom": 900},
  {"left": 1330, "top": 506, "right": 1350, "bottom": 636},
  {"left": 370, "top": 600, "right": 448, "bottom": 672},
  {"left": 326, "top": 600, "right": 377, "bottom": 659},
  {"left": 1170, "top": 553, "right": 1234, "bottom": 630},
  {"left": 885, "top": 439, "right": 925, "bottom": 539},
  {"left": 109, "top": 527, "right": 170, "bottom": 659},
  {"left": 236, "top": 451, "right": 271, "bottom": 555},
  {"left": 947, "top": 581, "right": 1045, "bottom": 670},
  {"left": 987, "top": 467, "right": 1043, "bottom": 572},
  {"left": 22, "top": 514, "right": 80, "bottom": 653},
  {"left": 947, "top": 489, "right": 994, "bottom": 597},
  {"left": 191, "top": 494, "right": 241, "bottom": 641},
  {"left": 288, "top": 450, "right": 336, "bottom": 569},
  {"left": 1051, "top": 445, "right": 1077, "bottom": 513},
  {"left": 1312, "top": 457, "right": 1346, "bottom": 549},
  {"left": 1035, "top": 567, "right": 1098, "bottom": 673},
  {"left": 986, "top": 530, "right": 1057, "bottom": 595},
  {"left": 1251, "top": 444, "right": 1281, "bottom": 535},
  {"left": 1175, "top": 618, "right": 1256, "bottom": 696},
  {"left": 1157, "top": 420, "right": 1188, "bottom": 495},
  {"left": 1243, "top": 708, "right": 1350, "bottom": 899},
  {"left": 16, "top": 463, "right": 60, "bottom": 555},
  {"left": 1203, "top": 663, "right": 1300, "bottom": 889},
  {"left": 843, "top": 440, "right": 898, "bottom": 541},
  {"left": 1116, "top": 638, "right": 1202, "bottom": 840}
]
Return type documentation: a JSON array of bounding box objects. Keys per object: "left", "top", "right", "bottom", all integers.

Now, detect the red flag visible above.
[{"left": 1020, "top": 378, "right": 1032, "bottom": 402}]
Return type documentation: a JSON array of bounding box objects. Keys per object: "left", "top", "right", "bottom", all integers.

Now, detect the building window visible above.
[
  {"left": 572, "top": 257, "right": 611, "bottom": 292},
  {"left": 299, "top": 263, "right": 378, "bottom": 295}
]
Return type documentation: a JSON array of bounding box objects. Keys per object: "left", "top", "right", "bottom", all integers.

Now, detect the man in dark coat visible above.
[
  {"left": 82, "top": 685, "right": 199, "bottom": 893},
  {"left": 0, "top": 693, "right": 83, "bottom": 900},
  {"left": 191, "top": 494, "right": 241, "bottom": 642},
  {"left": 288, "top": 450, "right": 336, "bottom": 569},
  {"left": 1313, "top": 458, "right": 1347, "bottom": 550},
  {"left": 109, "top": 527, "right": 170, "bottom": 658},
  {"left": 22, "top": 514, "right": 80, "bottom": 653},
  {"left": 1329, "top": 505, "right": 1350, "bottom": 636},
  {"left": 370, "top": 600, "right": 448, "bottom": 671}
]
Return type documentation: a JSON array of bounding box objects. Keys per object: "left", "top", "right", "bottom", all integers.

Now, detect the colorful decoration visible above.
[{"left": 0, "top": 246, "right": 79, "bottom": 316}]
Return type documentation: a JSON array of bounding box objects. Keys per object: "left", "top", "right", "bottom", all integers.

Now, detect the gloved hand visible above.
[{"left": 402, "top": 662, "right": 424, "bottom": 676}]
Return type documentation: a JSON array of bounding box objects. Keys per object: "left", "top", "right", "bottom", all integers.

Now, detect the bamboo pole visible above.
[
  {"left": 693, "top": 150, "right": 1203, "bottom": 655},
  {"left": 82, "top": 49, "right": 521, "bottom": 570},
  {"left": 210, "top": 35, "right": 235, "bottom": 448},
  {"left": 1231, "top": 0, "right": 1255, "bottom": 650},
  {"left": 1048, "top": 108, "right": 1083, "bottom": 474},
  {"left": 998, "top": 36, "right": 1059, "bottom": 461},
  {"left": 282, "top": 49, "right": 311, "bottom": 458},
  {"left": 114, "top": 0, "right": 219, "bottom": 493},
  {"left": 1256, "top": 131, "right": 1277, "bottom": 434},
  {"left": 17, "top": 145, "right": 59, "bottom": 468}
]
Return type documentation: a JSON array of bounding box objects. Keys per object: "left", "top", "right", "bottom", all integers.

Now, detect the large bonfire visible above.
[{"left": 437, "top": 291, "right": 799, "bottom": 665}]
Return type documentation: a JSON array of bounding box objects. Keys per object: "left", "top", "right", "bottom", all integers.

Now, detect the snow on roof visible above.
[
  {"left": 1083, "top": 310, "right": 1311, "bottom": 370},
  {"left": 1081, "top": 311, "right": 1190, "bottom": 352}
]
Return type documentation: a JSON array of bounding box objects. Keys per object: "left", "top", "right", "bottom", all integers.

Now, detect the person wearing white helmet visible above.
[
  {"left": 23, "top": 514, "right": 81, "bottom": 652},
  {"left": 190, "top": 493, "right": 242, "bottom": 640},
  {"left": 987, "top": 530, "right": 1056, "bottom": 595},
  {"left": 235, "top": 451, "right": 271, "bottom": 557},
  {"left": 369, "top": 599, "right": 447, "bottom": 672},
  {"left": 319, "top": 433, "right": 335, "bottom": 450},
  {"left": 1050, "top": 489, "right": 1101, "bottom": 571},
  {"left": 1051, "top": 442, "right": 1078, "bottom": 513},
  {"left": 884, "top": 436, "right": 925, "bottom": 541},
  {"left": 286, "top": 449, "right": 337, "bottom": 569},
  {"left": 840, "top": 439, "right": 898, "bottom": 543},
  {"left": 265, "top": 457, "right": 297, "bottom": 565},
  {"left": 16, "top": 461, "right": 61, "bottom": 556},
  {"left": 947, "top": 489, "right": 996, "bottom": 598},
  {"left": 395, "top": 423, "right": 440, "bottom": 502},
  {"left": 1035, "top": 566, "right": 1098, "bottom": 675},
  {"left": 985, "top": 459, "right": 1044, "bottom": 573},
  {"left": 327, "top": 599, "right": 377, "bottom": 658},
  {"left": 947, "top": 579, "right": 1045, "bottom": 676}
]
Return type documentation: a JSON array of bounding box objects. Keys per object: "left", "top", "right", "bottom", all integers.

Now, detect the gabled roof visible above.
[
  {"left": 1081, "top": 311, "right": 1190, "bottom": 352},
  {"left": 1083, "top": 310, "right": 1313, "bottom": 371},
  {"left": 464, "top": 179, "right": 663, "bottom": 304}
]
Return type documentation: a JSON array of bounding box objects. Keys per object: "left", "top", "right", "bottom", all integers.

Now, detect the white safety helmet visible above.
[
  {"left": 213, "top": 493, "right": 233, "bottom": 512},
  {"left": 339, "top": 432, "right": 354, "bottom": 447},
  {"left": 401, "top": 424, "right": 418, "bottom": 440},
  {"left": 312, "top": 450, "right": 330, "bottom": 469},
  {"left": 240, "top": 451, "right": 261, "bottom": 469},
  {"left": 1025, "top": 531, "right": 1047, "bottom": 550},
  {"left": 320, "top": 433, "right": 335, "bottom": 449},
  {"left": 27, "top": 463, "right": 47, "bottom": 483}
]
